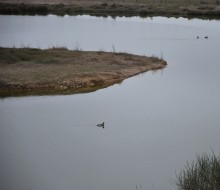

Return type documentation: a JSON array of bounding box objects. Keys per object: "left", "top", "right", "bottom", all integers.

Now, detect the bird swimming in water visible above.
[
  {"left": 197, "top": 36, "right": 199, "bottom": 39},
  {"left": 205, "top": 36, "right": 208, "bottom": 39},
  {"left": 97, "top": 122, "right": 105, "bottom": 128}
]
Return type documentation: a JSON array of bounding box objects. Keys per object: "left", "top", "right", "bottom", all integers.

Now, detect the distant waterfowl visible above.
[
  {"left": 197, "top": 36, "right": 199, "bottom": 39},
  {"left": 97, "top": 122, "right": 105, "bottom": 128},
  {"left": 205, "top": 36, "right": 208, "bottom": 39}
]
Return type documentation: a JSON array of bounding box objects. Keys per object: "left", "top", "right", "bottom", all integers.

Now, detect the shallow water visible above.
[{"left": 0, "top": 15, "right": 220, "bottom": 190}]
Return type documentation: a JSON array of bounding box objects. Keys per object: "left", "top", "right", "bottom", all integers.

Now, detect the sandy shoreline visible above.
[{"left": 0, "top": 48, "right": 167, "bottom": 97}]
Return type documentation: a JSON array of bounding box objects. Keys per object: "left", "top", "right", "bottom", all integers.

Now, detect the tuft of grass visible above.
[
  {"left": 48, "top": 45, "right": 68, "bottom": 51},
  {"left": 97, "top": 47, "right": 105, "bottom": 55},
  {"left": 112, "top": 44, "right": 116, "bottom": 53},
  {"left": 74, "top": 43, "right": 83, "bottom": 51},
  {"left": 150, "top": 54, "right": 165, "bottom": 62},
  {"left": 174, "top": 151, "right": 220, "bottom": 190}
]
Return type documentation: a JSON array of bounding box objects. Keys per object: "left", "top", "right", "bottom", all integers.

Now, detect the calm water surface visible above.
[{"left": 0, "top": 15, "right": 220, "bottom": 190}]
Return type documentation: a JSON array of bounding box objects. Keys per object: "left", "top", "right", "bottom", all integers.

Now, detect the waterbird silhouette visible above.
[
  {"left": 97, "top": 122, "right": 105, "bottom": 128},
  {"left": 197, "top": 36, "right": 199, "bottom": 39},
  {"left": 205, "top": 36, "right": 208, "bottom": 39}
]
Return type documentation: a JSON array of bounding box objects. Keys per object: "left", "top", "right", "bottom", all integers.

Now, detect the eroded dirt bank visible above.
[{"left": 0, "top": 48, "right": 167, "bottom": 97}]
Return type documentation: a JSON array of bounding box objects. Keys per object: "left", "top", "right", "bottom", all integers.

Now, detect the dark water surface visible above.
[{"left": 0, "top": 15, "right": 220, "bottom": 190}]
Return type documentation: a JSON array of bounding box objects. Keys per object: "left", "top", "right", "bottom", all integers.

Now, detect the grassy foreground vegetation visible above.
[
  {"left": 0, "top": 47, "right": 167, "bottom": 97},
  {"left": 0, "top": 0, "right": 220, "bottom": 18},
  {"left": 174, "top": 152, "right": 220, "bottom": 190}
]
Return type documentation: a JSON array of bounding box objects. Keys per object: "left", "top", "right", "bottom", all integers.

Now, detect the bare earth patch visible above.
[{"left": 0, "top": 48, "right": 167, "bottom": 96}]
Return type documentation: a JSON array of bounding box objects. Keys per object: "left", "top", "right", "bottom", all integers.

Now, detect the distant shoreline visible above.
[
  {"left": 0, "top": 0, "right": 220, "bottom": 18},
  {"left": 0, "top": 47, "right": 167, "bottom": 97}
]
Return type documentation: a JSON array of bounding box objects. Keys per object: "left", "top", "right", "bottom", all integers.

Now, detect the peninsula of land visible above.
[
  {"left": 0, "top": 48, "right": 167, "bottom": 97},
  {"left": 0, "top": 0, "right": 220, "bottom": 18}
]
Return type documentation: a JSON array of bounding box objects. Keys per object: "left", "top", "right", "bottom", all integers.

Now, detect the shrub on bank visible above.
[
  {"left": 36, "top": 6, "right": 48, "bottom": 14},
  {"left": 0, "top": 3, "right": 49, "bottom": 15},
  {"left": 175, "top": 152, "right": 220, "bottom": 190}
]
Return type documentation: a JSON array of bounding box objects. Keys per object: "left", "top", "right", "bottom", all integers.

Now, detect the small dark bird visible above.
[
  {"left": 97, "top": 122, "right": 105, "bottom": 128},
  {"left": 205, "top": 36, "right": 208, "bottom": 39},
  {"left": 197, "top": 36, "right": 199, "bottom": 39}
]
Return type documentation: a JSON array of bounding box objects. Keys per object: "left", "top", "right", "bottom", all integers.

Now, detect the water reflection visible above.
[
  {"left": 0, "top": 15, "right": 219, "bottom": 56},
  {"left": 0, "top": 15, "right": 220, "bottom": 190}
]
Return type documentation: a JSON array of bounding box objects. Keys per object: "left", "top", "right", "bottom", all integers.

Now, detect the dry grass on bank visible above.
[
  {"left": 0, "top": 47, "right": 167, "bottom": 96},
  {"left": 0, "top": 0, "right": 220, "bottom": 17},
  {"left": 174, "top": 152, "right": 220, "bottom": 190},
  {"left": 0, "top": 0, "right": 219, "bottom": 5}
]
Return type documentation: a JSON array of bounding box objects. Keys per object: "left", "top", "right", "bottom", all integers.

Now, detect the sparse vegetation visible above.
[
  {"left": 0, "top": 0, "right": 220, "bottom": 18},
  {"left": 0, "top": 47, "right": 167, "bottom": 97},
  {"left": 174, "top": 152, "right": 220, "bottom": 190}
]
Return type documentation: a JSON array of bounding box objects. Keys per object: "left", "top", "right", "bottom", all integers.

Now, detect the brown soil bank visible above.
[
  {"left": 0, "top": 0, "right": 220, "bottom": 18},
  {"left": 0, "top": 48, "right": 167, "bottom": 97}
]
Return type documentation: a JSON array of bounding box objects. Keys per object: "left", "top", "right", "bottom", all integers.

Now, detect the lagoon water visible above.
[{"left": 0, "top": 15, "right": 220, "bottom": 190}]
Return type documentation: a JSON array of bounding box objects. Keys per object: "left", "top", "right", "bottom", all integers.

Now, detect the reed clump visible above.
[{"left": 175, "top": 152, "right": 220, "bottom": 190}]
